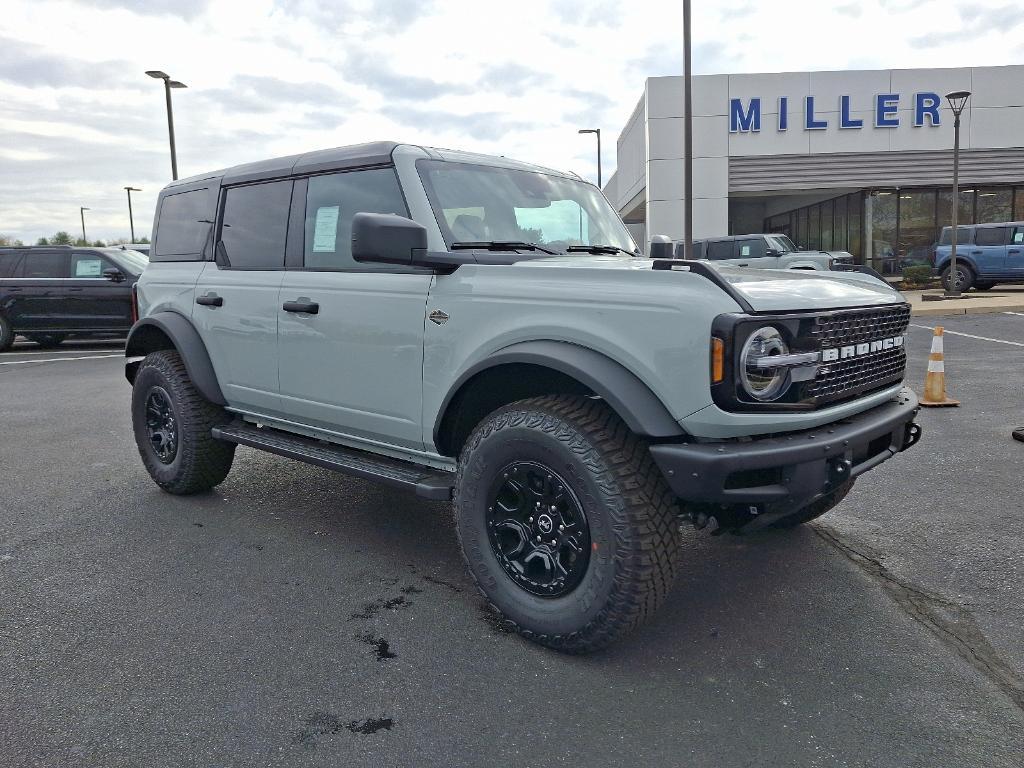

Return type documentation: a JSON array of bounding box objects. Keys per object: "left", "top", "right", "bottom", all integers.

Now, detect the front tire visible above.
[
  {"left": 941, "top": 263, "right": 974, "bottom": 292},
  {"left": 454, "top": 396, "right": 682, "bottom": 653},
  {"left": 131, "top": 349, "right": 235, "bottom": 494}
]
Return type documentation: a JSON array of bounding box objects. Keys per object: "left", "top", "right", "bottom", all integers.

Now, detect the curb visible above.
[{"left": 910, "top": 302, "right": 1024, "bottom": 317}]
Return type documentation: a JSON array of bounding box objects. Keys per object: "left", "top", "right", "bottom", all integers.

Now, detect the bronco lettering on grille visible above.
[{"left": 821, "top": 335, "right": 905, "bottom": 362}]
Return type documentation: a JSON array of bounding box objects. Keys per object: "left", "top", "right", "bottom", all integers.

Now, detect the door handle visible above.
[
  {"left": 196, "top": 294, "right": 223, "bottom": 307},
  {"left": 971, "top": 250, "right": 983, "bottom": 255},
  {"left": 1009, "top": 249, "right": 1021, "bottom": 254},
  {"left": 68, "top": 287, "right": 84, "bottom": 292},
  {"left": 283, "top": 300, "right": 319, "bottom": 314},
  {"left": 737, "top": 263, "right": 749, "bottom": 267}
]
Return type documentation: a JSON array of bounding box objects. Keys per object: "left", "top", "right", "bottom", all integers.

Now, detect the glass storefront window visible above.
[
  {"left": 821, "top": 201, "right": 833, "bottom": 250},
  {"left": 834, "top": 196, "right": 847, "bottom": 252},
  {"left": 848, "top": 193, "right": 862, "bottom": 262},
  {"left": 807, "top": 205, "right": 821, "bottom": 249},
  {"left": 1015, "top": 188, "right": 1024, "bottom": 221},
  {"left": 976, "top": 187, "right": 1012, "bottom": 223},
  {"left": 872, "top": 191, "right": 898, "bottom": 274},
  {"left": 938, "top": 188, "right": 975, "bottom": 228},
  {"left": 796, "top": 208, "right": 808, "bottom": 247},
  {"left": 897, "top": 190, "right": 937, "bottom": 268}
]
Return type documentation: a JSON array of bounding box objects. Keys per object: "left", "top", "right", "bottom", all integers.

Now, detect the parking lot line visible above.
[
  {"left": 910, "top": 324, "right": 1024, "bottom": 348},
  {"left": 0, "top": 354, "right": 123, "bottom": 366},
  {"left": 7, "top": 347, "right": 123, "bottom": 356}
]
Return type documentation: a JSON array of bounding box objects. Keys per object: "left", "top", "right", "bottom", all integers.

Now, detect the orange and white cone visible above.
[{"left": 920, "top": 326, "right": 959, "bottom": 407}]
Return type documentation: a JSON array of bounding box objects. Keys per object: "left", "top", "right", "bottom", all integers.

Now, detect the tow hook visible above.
[{"left": 902, "top": 422, "right": 923, "bottom": 451}]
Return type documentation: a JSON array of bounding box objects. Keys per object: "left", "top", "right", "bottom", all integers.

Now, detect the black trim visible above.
[
  {"left": 124, "top": 312, "right": 226, "bottom": 405},
  {"left": 434, "top": 340, "right": 684, "bottom": 448},
  {"left": 649, "top": 388, "right": 920, "bottom": 511}
]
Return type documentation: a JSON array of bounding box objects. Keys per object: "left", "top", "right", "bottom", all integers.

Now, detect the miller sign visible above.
[{"left": 729, "top": 93, "right": 944, "bottom": 133}]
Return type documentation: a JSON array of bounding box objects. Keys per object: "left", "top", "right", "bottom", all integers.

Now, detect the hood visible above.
[{"left": 516, "top": 255, "right": 904, "bottom": 312}]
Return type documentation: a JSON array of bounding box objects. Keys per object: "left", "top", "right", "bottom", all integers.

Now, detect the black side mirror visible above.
[
  {"left": 352, "top": 213, "right": 428, "bottom": 266},
  {"left": 103, "top": 268, "right": 125, "bottom": 282},
  {"left": 649, "top": 234, "right": 674, "bottom": 260},
  {"left": 765, "top": 248, "right": 782, "bottom": 257}
]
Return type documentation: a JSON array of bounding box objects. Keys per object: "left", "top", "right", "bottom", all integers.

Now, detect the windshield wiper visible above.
[
  {"left": 565, "top": 244, "right": 636, "bottom": 256},
  {"left": 451, "top": 241, "right": 559, "bottom": 255}
]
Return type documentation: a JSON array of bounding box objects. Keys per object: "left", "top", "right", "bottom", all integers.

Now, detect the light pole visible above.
[
  {"left": 578, "top": 128, "right": 601, "bottom": 188},
  {"left": 125, "top": 187, "right": 141, "bottom": 242},
  {"left": 945, "top": 90, "right": 971, "bottom": 298},
  {"left": 80, "top": 207, "right": 90, "bottom": 244},
  {"left": 683, "top": 0, "right": 693, "bottom": 260},
  {"left": 145, "top": 70, "right": 187, "bottom": 180}
]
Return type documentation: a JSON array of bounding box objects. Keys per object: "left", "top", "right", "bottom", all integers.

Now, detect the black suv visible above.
[{"left": 0, "top": 246, "right": 147, "bottom": 350}]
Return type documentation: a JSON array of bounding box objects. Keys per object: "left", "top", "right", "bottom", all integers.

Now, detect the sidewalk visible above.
[{"left": 901, "top": 285, "right": 1024, "bottom": 316}]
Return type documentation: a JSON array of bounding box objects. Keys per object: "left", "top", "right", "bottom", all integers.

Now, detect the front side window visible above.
[
  {"left": 71, "top": 252, "right": 113, "bottom": 278},
  {"left": 154, "top": 188, "right": 214, "bottom": 259},
  {"left": 737, "top": 239, "right": 767, "bottom": 258},
  {"left": 220, "top": 181, "right": 292, "bottom": 270},
  {"left": 418, "top": 160, "right": 637, "bottom": 255},
  {"left": 18, "top": 252, "right": 66, "bottom": 278},
  {"left": 1014, "top": 228, "right": 1024, "bottom": 244},
  {"left": 706, "top": 240, "right": 733, "bottom": 260},
  {"left": 304, "top": 168, "right": 408, "bottom": 270}
]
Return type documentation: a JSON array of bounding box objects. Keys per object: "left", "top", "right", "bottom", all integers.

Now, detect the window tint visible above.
[
  {"left": 974, "top": 227, "right": 1007, "bottom": 246},
  {"left": 939, "top": 226, "right": 973, "bottom": 245},
  {"left": 18, "top": 252, "right": 66, "bottom": 278},
  {"left": 154, "top": 188, "right": 215, "bottom": 259},
  {"left": 706, "top": 240, "right": 734, "bottom": 260},
  {"left": 736, "top": 239, "right": 767, "bottom": 258},
  {"left": 220, "top": 181, "right": 292, "bottom": 270},
  {"left": 304, "top": 168, "right": 408, "bottom": 270},
  {"left": 71, "top": 252, "right": 112, "bottom": 278},
  {"left": 0, "top": 251, "right": 23, "bottom": 278}
]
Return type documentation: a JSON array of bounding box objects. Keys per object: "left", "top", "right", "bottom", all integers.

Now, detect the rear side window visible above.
[
  {"left": 17, "top": 252, "right": 67, "bottom": 278},
  {"left": 939, "top": 227, "right": 973, "bottom": 245},
  {"left": 706, "top": 240, "right": 733, "bottom": 260},
  {"left": 154, "top": 188, "right": 215, "bottom": 259},
  {"left": 974, "top": 227, "right": 1007, "bottom": 246},
  {"left": 303, "top": 168, "right": 408, "bottom": 270},
  {"left": 0, "top": 251, "right": 23, "bottom": 278},
  {"left": 736, "top": 238, "right": 767, "bottom": 258},
  {"left": 219, "top": 181, "right": 292, "bottom": 270}
]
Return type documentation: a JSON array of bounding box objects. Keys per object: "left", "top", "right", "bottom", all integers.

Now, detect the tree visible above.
[
  {"left": 36, "top": 237, "right": 49, "bottom": 246},
  {"left": 138, "top": 236, "right": 151, "bottom": 244},
  {"left": 51, "top": 231, "right": 73, "bottom": 245},
  {"left": 0, "top": 234, "right": 24, "bottom": 247},
  {"left": 92, "top": 240, "right": 106, "bottom": 247}
]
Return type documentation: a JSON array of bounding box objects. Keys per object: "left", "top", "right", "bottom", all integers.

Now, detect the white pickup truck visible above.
[{"left": 675, "top": 233, "right": 853, "bottom": 271}]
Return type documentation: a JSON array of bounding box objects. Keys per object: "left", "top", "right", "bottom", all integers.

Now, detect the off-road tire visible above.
[
  {"left": 941, "top": 263, "right": 975, "bottom": 292},
  {"left": 132, "top": 349, "right": 235, "bottom": 494},
  {"left": 0, "top": 315, "right": 13, "bottom": 351},
  {"left": 26, "top": 333, "right": 66, "bottom": 348},
  {"left": 770, "top": 480, "right": 855, "bottom": 529},
  {"left": 454, "top": 395, "right": 682, "bottom": 654}
]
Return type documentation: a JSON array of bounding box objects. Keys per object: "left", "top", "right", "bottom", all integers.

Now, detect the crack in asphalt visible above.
[{"left": 815, "top": 524, "right": 1024, "bottom": 712}]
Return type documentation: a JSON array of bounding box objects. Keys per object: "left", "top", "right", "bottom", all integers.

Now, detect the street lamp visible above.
[
  {"left": 146, "top": 70, "right": 187, "bottom": 180},
  {"left": 578, "top": 128, "right": 602, "bottom": 188},
  {"left": 125, "top": 186, "right": 142, "bottom": 242},
  {"left": 945, "top": 90, "right": 971, "bottom": 298},
  {"left": 682, "top": 0, "right": 693, "bottom": 260},
  {"left": 80, "top": 207, "right": 90, "bottom": 244}
]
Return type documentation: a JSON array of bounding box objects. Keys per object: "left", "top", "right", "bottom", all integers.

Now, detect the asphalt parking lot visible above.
[{"left": 1, "top": 317, "right": 1022, "bottom": 768}]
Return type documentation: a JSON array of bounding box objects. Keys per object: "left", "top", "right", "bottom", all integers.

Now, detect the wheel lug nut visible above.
[
  {"left": 559, "top": 525, "right": 564, "bottom": 531},
  {"left": 528, "top": 517, "right": 534, "bottom": 523},
  {"left": 550, "top": 539, "right": 557, "bottom": 546},
  {"left": 550, "top": 505, "right": 557, "bottom": 512},
  {"left": 536, "top": 536, "right": 541, "bottom": 542}
]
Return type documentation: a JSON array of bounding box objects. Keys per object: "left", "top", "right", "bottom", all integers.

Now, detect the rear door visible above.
[
  {"left": 66, "top": 251, "right": 132, "bottom": 330},
  {"left": 1007, "top": 226, "right": 1024, "bottom": 275},
  {"left": 969, "top": 226, "right": 1009, "bottom": 275},
  {"left": 9, "top": 250, "right": 68, "bottom": 330},
  {"left": 193, "top": 180, "right": 292, "bottom": 415}
]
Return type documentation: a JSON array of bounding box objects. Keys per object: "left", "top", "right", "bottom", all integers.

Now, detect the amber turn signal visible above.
[{"left": 711, "top": 337, "right": 725, "bottom": 384}]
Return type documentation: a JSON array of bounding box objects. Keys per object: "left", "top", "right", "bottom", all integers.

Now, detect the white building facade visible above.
[{"left": 605, "top": 65, "right": 1024, "bottom": 275}]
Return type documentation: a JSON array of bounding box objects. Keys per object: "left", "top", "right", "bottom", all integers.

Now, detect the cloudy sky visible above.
[{"left": 1, "top": 0, "right": 1022, "bottom": 244}]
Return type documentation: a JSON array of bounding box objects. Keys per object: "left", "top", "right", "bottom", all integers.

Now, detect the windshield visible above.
[
  {"left": 107, "top": 248, "right": 149, "bottom": 273},
  {"left": 767, "top": 235, "right": 798, "bottom": 253},
  {"left": 417, "top": 160, "right": 638, "bottom": 255}
]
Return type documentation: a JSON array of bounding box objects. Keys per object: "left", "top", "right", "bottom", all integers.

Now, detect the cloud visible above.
[
  {"left": 909, "top": 3, "right": 1022, "bottom": 48},
  {"left": 194, "top": 74, "right": 354, "bottom": 116},
  {"left": 0, "top": 36, "right": 138, "bottom": 89},
  {"left": 80, "top": 0, "right": 211, "bottom": 18},
  {"left": 380, "top": 105, "right": 532, "bottom": 142}
]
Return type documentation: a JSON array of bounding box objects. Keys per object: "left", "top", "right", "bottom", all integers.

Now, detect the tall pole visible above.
[
  {"left": 596, "top": 129, "right": 602, "bottom": 189},
  {"left": 125, "top": 187, "right": 140, "bottom": 242},
  {"left": 683, "top": 0, "right": 693, "bottom": 259},
  {"left": 164, "top": 78, "right": 178, "bottom": 181},
  {"left": 80, "top": 207, "right": 89, "bottom": 243},
  {"left": 944, "top": 90, "right": 970, "bottom": 298}
]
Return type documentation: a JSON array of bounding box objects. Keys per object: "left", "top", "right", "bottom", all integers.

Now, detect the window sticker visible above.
[
  {"left": 75, "top": 259, "right": 102, "bottom": 277},
  {"left": 1015, "top": 231, "right": 1023, "bottom": 244},
  {"left": 312, "top": 206, "right": 340, "bottom": 252},
  {"left": 740, "top": 245, "right": 751, "bottom": 257}
]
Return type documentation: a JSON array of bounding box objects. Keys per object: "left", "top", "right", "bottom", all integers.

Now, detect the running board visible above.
[{"left": 212, "top": 423, "right": 454, "bottom": 501}]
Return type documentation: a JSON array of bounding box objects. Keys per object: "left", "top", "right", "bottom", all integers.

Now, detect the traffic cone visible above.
[{"left": 920, "top": 326, "right": 959, "bottom": 407}]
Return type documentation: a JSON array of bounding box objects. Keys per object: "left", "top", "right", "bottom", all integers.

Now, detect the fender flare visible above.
[
  {"left": 125, "top": 311, "right": 226, "bottom": 405},
  {"left": 433, "top": 340, "right": 685, "bottom": 448},
  {"left": 935, "top": 257, "right": 977, "bottom": 275}
]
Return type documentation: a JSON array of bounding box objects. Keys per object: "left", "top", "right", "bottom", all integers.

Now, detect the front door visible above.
[
  {"left": 969, "top": 225, "right": 1009, "bottom": 275},
  {"left": 192, "top": 179, "right": 293, "bottom": 416},
  {"left": 1007, "top": 226, "right": 1024, "bottom": 275},
  {"left": 732, "top": 237, "right": 779, "bottom": 269},
  {"left": 66, "top": 251, "right": 132, "bottom": 330},
  {"left": 276, "top": 166, "right": 431, "bottom": 450}
]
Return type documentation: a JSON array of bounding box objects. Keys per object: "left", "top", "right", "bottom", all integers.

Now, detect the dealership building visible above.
[{"left": 604, "top": 65, "right": 1024, "bottom": 274}]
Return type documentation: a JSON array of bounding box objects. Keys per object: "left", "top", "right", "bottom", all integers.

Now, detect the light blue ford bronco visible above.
[{"left": 126, "top": 142, "right": 922, "bottom": 652}]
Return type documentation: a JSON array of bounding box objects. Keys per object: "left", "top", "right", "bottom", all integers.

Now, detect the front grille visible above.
[{"left": 803, "top": 304, "right": 911, "bottom": 406}]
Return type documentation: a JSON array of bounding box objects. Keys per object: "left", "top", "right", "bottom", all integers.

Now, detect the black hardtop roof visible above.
[
  {"left": 941, "top": 221, "right": 1024, "bottom": 229},
  {"left": 166, "top": 140, "right": 401, "bottom": 190}
]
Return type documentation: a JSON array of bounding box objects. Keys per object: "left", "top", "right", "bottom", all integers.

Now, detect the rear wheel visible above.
[
  {"left": 131, "top": 349, "right": 235, "bottom": 494},
  {"left": 770, "top": 480, "right": 854, "bottom": 529},
  {"left": 26, "top": 333, "right": 66, "bottom": 348},
  {"left": 455, "top": 395, "right": 682, "bottom": 653},
  {"left": 941, "top": 263, "right": 974, "bottom": 292},
  {"left": 0, "top": 315, "right": 13, "bottom": 352}
]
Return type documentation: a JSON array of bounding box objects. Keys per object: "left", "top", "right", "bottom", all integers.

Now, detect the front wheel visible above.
[
  {"left": 941, "top": 263, "right": 974, "bottom": 292},
  {"left": 131, "top": 349, "right": 235, "bottom": 494},
  {"left": 454, "top": 396, "right": 682, "bottom": 654}
]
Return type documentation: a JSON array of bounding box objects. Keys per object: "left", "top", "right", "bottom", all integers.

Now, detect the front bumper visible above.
[{"left": 650, "top": 387, "right": 921, "bottom": 512}]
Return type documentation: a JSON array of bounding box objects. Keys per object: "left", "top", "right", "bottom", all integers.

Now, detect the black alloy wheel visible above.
[
  {"left": 486, "top": 461, "right": 591, "bottom": 597},
  {"left": 145, "top": 386, "right": 179, "bottom": 464}
]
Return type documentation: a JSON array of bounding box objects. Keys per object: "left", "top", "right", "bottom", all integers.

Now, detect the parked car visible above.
[
  {"left": 674, "top": 233, "right": 853, "bottom": 271},
  {"left": 121, "top": 243, "right": 151, "bottom": 257},
  {"left": 933, "top": 221, "right": 1024, "bottom": 292},
  {"left": 126, "top": 141, "right": 921, "bottom": 653},
  {"left": 0, "top": 245, "right": 147, "bottom": 350}
]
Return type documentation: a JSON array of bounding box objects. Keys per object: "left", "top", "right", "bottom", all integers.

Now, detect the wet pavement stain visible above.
[
  {"left": 292, "top": 712, "right": 396, "bottom": 748},
  {"left": 422, "top": 574, "right": 463, "bottom": 593},
  {"left": 478, "top": 604, "right": 515, "bottom": 635},
  {"left": 400, "top": 584, "right": 423, "bottom": 594},
  {"left": 347, "top": 716, "right": 395, "bottom": 735},
  {"left": 356, "top": 633, "right": 397, "bottom": 662},
  {"left": 349, "top": 595, "right": 412, "bottom": 621}
]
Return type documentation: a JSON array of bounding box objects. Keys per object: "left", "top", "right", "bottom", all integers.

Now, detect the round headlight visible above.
[{"left": 740, "top": 327, "right": 790, "bottom": 402}]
